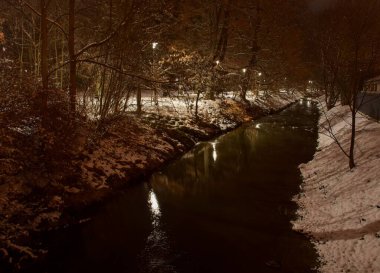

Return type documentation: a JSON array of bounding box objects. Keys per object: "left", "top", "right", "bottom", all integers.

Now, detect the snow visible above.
[
  {"left": 80, "top": 91, "right": 303, "bottom": 190},
  {"left": 293, "top": 99, "right": 380, "bottom": 273}
]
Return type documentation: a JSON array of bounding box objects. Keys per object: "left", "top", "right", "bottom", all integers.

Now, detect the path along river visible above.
[{"left": 46, "top": 99, "right": 319, "bottom": 273}]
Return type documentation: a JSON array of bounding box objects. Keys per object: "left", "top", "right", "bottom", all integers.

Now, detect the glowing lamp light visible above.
[
  {"left": 242, "top": 68, "right": 247, "bottom": 73},
  {"left": 258, "top": 72, "right": 262, "bottom": 76},
  {"left": 216, "top": 60, "right": 220, "bottom": 65},
  {"left": 152, "top": 42, "right": 158, "bottom": 49}
]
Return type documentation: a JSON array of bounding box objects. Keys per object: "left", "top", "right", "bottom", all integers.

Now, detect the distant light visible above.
[
  {"left": 255, "top": 123, "right": 261, "bottom": 129},
  {"left": 2, "top": 47, "right": 5, "bottom": 52},
  {"left": 175, "top": 78, "right": 179, "bottom": 82},
  {"left": 152, "top": 42, "right": 158, "bottom": 49},
  {"left": 308, "top": 80, "right": 313, "bottom": 84},
  {"left": 215, "top": 60, "right": 220, "bottom": 65},
  {"left": 258, "top": 72, "right": 262, "bottom": 76},
  {"left": 242, "top": 68, "right": 247, "bottom": 73}
]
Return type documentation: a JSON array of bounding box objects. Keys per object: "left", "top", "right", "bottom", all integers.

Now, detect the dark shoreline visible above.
[{"left": 0, "top": 96, "right": 303, "bottom": 273}]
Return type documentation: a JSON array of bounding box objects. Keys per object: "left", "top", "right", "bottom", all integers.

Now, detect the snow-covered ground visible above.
[
  {"left": 293, "top": 99, "right": 380, "bottom": 273},
  {"left": 78, "top": 90, "right": 302, "bottom": 123},
  {"left": 80, "top": 91, "right": 304, "bottom": 190}
]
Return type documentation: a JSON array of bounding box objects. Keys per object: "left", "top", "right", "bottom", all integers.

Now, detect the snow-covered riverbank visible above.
[
  {"left": 293, "top": 100, "right": 380, "bottom": 273},
  {"left": 0, "top": 91, "right": 303, "bottom": 271}
]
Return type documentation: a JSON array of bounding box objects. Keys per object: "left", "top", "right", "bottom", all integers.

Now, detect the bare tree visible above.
[{"left": 314, "top": 0, "right": 380, "bottom": 169}]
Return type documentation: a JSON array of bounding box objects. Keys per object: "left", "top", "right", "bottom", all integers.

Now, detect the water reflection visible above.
[
  {"left": 211, "top": 141, "right": 217, "bottom": 162},
  {"left": 149, "top": 189, "right": 161, "bottom": 225},
  {"left": 139, "top": 188, "right": 176, "bottom": 273},
  {"left": 47, "top": 100, "right": 319, "bottom": 273},
  {"left": 145, "top": 101, "right": 319, "bottom": 272}
]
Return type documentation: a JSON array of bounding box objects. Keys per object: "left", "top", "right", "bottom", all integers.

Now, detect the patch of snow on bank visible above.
[{"left": 293, "top": 100, "right": 380, "bottom": 273}]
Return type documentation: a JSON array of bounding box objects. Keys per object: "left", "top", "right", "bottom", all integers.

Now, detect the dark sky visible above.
[{"left": 309, "top": 0, "right": 337, "bottom": 12}]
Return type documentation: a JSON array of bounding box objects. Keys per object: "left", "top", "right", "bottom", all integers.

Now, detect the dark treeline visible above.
[{"left": 0, "top": 0, "right": 311, "bottom": 119}]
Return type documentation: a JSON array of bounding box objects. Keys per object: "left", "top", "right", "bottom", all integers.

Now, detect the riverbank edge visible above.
[
  {"left": 0, "top": 93, "right": 303, "bottom": 272},
  {"left": 293, "top": 100, "right": 380, "bottom": 273},
  {"left": 62, "top": 97, "right": 301, "bottom": 225}
]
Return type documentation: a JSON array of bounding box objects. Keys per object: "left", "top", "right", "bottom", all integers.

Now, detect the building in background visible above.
[{"left": 363, "top": 75, "right": 380, "bottom": 94}]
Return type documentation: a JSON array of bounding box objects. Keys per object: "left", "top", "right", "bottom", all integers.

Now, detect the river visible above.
[{"left": 46, "top": 99, "right": 319, "bottom": 273}]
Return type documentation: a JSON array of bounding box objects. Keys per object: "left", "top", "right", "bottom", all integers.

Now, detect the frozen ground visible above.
[{"left": 293, "top": 99, "right": 380, "bottom": 273}]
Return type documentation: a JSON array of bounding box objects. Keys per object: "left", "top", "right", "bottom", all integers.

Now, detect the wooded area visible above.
[{"left": 1, "top": 0, "right": 380, "bottom": 271}]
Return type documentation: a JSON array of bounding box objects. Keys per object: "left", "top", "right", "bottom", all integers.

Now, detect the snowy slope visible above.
[{"left": 293, "top": 100, "right": 380, "bottom": 273}]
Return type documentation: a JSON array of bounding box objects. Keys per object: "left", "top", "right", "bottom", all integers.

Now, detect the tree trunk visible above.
[
  {"left": 240, "top": 70, "right": 251, "bottom": 102},
  {"left": 349, "top": 91, "right": 356, "bottom": 169},
  {"left": 69, "top": 0, "right": 77, "bottom": 114},
  {"left": 40, "top": 0, "right": 48, "bottom": 109},
  {"left": 137, "top": 82, "right": 142, "bottom": 114},
  {"left": 195, "top": 89, "right": 201, "bottom": 121}
]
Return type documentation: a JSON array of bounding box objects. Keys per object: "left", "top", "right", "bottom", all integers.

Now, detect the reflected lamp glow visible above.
[
  {"left": 149, "top": 190, "right": 161, "bottom": 217},
  {"left": 212, "top": 142, "right": 217, "bottom": 161}
]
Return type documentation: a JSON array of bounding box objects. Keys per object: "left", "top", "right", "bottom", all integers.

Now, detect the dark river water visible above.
[{"left": 46, "top": 99, "right": 319, "bottom": 273}]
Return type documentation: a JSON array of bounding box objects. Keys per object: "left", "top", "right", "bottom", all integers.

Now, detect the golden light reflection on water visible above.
[
  {"left": 149, "top": 190, "right": 161, "bottom": 218},
  {"left": 211, "top": 142, "right": 217, "bottom": 162},
  {"left": 141, "top": 188, "right": 175, "bottom": 272}
]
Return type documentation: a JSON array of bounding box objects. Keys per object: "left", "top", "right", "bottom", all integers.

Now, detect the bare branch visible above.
[{"left": 21, "top": 1, "right": 68, "bottom": 38}]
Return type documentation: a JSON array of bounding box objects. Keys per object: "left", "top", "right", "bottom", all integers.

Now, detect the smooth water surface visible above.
[{"left": 46, "top": 99, "right": 319, "bottom": 273}]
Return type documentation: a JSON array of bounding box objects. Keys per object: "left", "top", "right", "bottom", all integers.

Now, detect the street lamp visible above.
[
  {"left": 242, "top": 68, "right": 247, "bottom": 73},
  {"left": 152, "top": 42, "right": 158, "bottom": 49},
  {"left": 258, "top": 72, "right": 262, "bottom": 77},
  {"left": 215, "top": 60, "right": 220, "bottom": 65}
]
